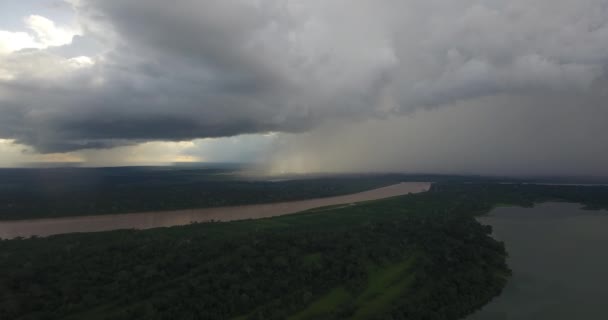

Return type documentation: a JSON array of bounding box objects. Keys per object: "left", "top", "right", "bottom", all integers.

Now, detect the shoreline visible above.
[{"left": 0, "top": 182, "right": 430, "bottom": 239}]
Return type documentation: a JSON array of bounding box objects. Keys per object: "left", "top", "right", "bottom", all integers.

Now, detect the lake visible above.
[
  {"left": 0, "top": 182, "right": 430, "bottom": 239},
  {"left": 468, "top": 202, "right": 608, "bottom": 319}
]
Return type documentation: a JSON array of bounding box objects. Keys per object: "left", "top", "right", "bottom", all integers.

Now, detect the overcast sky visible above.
[{"left": 0, "top": 0, "right": 607, "bottom": 175}]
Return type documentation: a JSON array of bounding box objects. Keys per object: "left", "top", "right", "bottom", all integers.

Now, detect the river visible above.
[
  {"left": 468, "top": 202, "right": 608, "bottom": 320},
  {"left": 0, "top": 182, "right": 430, "bottom": 239}
]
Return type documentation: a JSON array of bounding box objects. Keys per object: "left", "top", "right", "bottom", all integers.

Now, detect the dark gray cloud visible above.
[
  {"left": 269, "top": 88, "right": 608, "bottom": 177},
  {"left": 0, "top": 0, "right": 608, "bottom": 173}
]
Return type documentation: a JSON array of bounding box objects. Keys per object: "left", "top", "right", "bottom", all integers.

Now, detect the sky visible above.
[{"left": 0, "top": 0, "right": 607, "bottom": 175}]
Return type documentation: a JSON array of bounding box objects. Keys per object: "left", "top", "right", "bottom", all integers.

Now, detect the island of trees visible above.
[{"left": 2, "top": 182, "right": 608, "bottom": 319}]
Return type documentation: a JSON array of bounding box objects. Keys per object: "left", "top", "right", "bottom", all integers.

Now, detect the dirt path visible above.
[{"left": 0, "top": 182, "right": 430, "bottom": 239}]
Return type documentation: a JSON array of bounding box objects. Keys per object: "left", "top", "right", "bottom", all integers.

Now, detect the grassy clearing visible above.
[
  {"left": 288, "top": 287, "right": 351, "bottom": 320},
  {"left": 2, "top": 183, "right": 525, "bottom": 320},
  {"left": 302, "top": 252, "right": 322, "bottom": 265},
  {"left": 350, "top": 256, "right": 416, "bottom": 320},
  {"left": 288, "top": 256, "right": 416, "bottom": 320}
]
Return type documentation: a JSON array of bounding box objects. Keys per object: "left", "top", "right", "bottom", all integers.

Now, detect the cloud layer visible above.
[
  {"left": 269, "top": 91, "right": 608, "bottom": 176},
  {"left": 0, "top": 0, "right": 607, "bottom": 174}
]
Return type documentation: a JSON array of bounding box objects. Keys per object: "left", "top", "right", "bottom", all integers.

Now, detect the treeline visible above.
[
  {"left": 0, "top": 166, "right": 517, "bottom": 220},
  {"left": 0, "top": 183, "right": 517, "bottom": 320},
  {"left": 0, "top": 168, "right": 410, "bottom": 220},
  {"left": 431, "top": 183, "right": 608, "bottom": 211}
]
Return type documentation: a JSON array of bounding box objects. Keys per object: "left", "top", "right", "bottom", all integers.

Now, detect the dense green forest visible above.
[
  {"left": 433, "top": 183, "right": 608, "bottom": 211},
  {"left": 0, "top": 167, "right": 499, "bottom": 220},
  {"left": 2, "top": 183, "right": 608, "bottom": 319}
]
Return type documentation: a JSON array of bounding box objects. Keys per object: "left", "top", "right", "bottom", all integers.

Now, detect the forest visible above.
[
  {"left": 2, "top": 183, "right": 608, "bottom": 319},
  {"left": 0, "top": 166, "right": 497, "bottom": 220}
]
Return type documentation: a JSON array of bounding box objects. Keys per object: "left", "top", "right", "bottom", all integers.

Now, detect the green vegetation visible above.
[
  {"left": 0, "top": 183, "right": 510, "bottom": 320},
  {"left": 288, "top": 257, "right": 416, "bottom": 320},
  {"left": 2, "top": 182, "right": 607, "bottom": 319},
  {"left": 433, "top": 183, "right": 608, "bottom": 211},
  {"left": 0, "top": 167, "right": 429, "bottom": 220},
  {"left": 0, "top": 166, "right": 513, "bottom": 220},
  {"left": 288, "top": 287, "right": 350, "bottom": 320},
  {"left": 349, "top": 257, "right": 416, "bottom": 320}
]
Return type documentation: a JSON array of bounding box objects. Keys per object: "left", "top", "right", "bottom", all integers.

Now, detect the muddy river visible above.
[{"left": 0, "top": 182, "right": 430, "bottom": 239}]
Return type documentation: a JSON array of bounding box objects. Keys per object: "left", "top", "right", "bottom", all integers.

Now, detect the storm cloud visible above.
[{"left": 1, "top": 0, "right": 608, "bottom": 174}]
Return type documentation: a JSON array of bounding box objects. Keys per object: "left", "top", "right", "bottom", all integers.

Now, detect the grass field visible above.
[
  {"left": 289, "top": 256, "right": 417, "bottom": 320},
  {"left": 1, "top": 183, "right": 530, "bottom": 320},
  {"left": 351, "top": 257, "right": 417, "bottom": 319}
]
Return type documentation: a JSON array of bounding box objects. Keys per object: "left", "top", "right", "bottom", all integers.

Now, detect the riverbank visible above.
[{"left": 0, "top": 182, "right": 430, "bottom": 239}]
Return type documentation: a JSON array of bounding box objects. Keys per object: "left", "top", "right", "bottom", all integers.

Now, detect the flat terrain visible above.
[
  {"left": 3, "top": 183, "right": 608, "bottom": 319},
  {"left": 0, "top": 183, "right": 510, "bottom": 320},
  {"left": 0, "top": 182, "right": 430, "bottom": 239},
  {"left": 0, "top": 166, "right": 502, "bottom": 220}
]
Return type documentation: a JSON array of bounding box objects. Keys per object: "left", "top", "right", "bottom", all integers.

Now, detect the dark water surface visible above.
[{"left": 469, "top": 202, "right": 608, "bottom": 320}]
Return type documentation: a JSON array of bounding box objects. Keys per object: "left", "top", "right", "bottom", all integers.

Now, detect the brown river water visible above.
[{"left": 0, "top": 182, "right": 430, "bottom": 239}]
